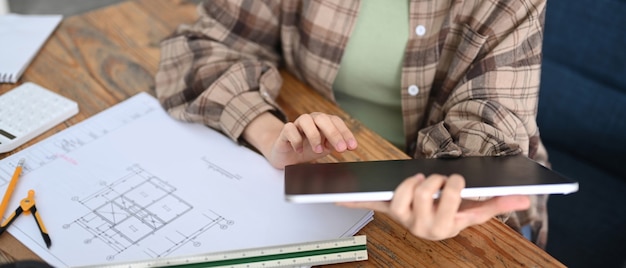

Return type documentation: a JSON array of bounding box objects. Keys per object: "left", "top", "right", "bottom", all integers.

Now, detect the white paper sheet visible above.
[
  {"left": 0, "top": 92, "right": 373, "bottom": 267},
  {"left": 0, "top": 14, "right": 63, "bottom": 83}
]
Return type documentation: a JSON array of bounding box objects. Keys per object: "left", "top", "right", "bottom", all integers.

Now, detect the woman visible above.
[{"left": 155, "top": 0, "right": 548, "bottom": 247}]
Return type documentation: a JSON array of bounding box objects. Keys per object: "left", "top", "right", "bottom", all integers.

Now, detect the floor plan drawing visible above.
[
  {"left": 63, "top": 165, "right": 234, "bottom": 261},
  {"left": 0, "top": 93, "right": 371, "bottom": 267}
]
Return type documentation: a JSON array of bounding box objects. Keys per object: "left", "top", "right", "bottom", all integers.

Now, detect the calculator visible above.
[{"left": 0, "top": 82, "right": 79, "bottom": 153}]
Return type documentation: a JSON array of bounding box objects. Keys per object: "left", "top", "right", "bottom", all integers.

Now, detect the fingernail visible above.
[
  {"left": 336, "top": 141, "right": 347, "bottom": 151},
  {"left": 315, "top": 145, "right": 323, "bottom": 153},
  {"left": 347, "top": 139, "right": 357, "bottom": 149}
]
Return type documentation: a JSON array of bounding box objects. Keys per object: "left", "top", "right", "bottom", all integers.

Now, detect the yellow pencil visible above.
[{"left": 0, "top": 158, "right": 25, "bottom": 220}]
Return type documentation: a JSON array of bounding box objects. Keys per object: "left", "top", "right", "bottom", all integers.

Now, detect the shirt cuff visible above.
[{"left": 219, "top": 91, "right": 283, "bottom": 141}]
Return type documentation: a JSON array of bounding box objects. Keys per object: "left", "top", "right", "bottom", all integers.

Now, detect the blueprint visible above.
[{"left": 0, "top": 93, "right": 373, "bottom": 267}]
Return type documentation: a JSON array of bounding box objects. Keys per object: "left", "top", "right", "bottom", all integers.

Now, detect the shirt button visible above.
[
  {"left": 408, "top": 85, "right": 419, "bottom": 96},
  {"left": 415, "top": 25, "right": 426, "bottom": 36}
]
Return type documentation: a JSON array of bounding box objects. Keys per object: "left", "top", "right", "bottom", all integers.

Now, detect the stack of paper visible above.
[
  {"left": 0, "top": 92, "right": 373, "bottom": 267},
  {"left": 0, "top": 14, "right": 62, "bottom": 83}
]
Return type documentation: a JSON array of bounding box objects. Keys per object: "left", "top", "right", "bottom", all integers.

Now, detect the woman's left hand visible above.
[{"left": 336, "top": 173, "right": 531, "bottom": 241}]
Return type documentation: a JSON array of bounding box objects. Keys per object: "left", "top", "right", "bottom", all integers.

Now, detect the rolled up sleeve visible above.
[{"left": 155, "top": 0, "right": 284, "bottom": 141}]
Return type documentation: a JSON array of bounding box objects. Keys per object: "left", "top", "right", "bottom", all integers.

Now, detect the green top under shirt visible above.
[{"left": 333, "top": 0, "right": 408, "bottom": 148}]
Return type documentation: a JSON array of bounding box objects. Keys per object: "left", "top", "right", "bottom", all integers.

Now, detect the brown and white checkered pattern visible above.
[{"left": 155, "top": 0, "right": 549, "bottom": 248}]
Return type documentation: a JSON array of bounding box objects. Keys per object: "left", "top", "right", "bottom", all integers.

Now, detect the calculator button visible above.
[{"left": 0, "top": 82, "right": 79, "bottom": 152}]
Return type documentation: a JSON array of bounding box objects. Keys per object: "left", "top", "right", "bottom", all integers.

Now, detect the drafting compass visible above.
[{"left": 0, "top": 190, "right": 51, "bottom": 248}]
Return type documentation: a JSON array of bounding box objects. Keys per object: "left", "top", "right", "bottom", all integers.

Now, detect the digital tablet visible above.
[{"left": 284, "top": 155, "right": 579, "bottom": 203}]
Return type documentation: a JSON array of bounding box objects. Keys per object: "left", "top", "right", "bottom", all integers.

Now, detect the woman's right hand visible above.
[{"left": 243, "top": 112, "right": 358, "bottom": 169}]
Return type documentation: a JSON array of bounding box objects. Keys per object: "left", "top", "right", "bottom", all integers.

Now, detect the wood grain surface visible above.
[{"left": 0, "top": 0, "right": 565, "bottom": 267}]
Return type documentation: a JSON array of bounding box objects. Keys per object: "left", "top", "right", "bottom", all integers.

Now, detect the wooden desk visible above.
[{"left": 0, "top": 0, "right": 565, "bottom": 267}]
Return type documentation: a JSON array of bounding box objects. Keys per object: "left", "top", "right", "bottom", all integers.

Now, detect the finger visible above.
[
  {"left": 294, "top": 114, "right": 324, "bottom": 153},
  {"left": 411, "top": 174, "right": 447, "bottom": 229},
  {"left": 328, "top": 115, "right": 358, "bottom": 150},
  {"left": 336, "top": 201, "right": 391, "bottom": 212},
  {"left": 388, "top": 174, "right": 424, "bottom": 217},
  {"left": 280, "top": 122, "right": 304, "bottom": 153},
  {"left": 391, "top": 173, "right": 424, "bottom": 211},
  {"left": 456, "top": 195, "right": 530, "bottom": 229},
  {"left": 432, "top": 174, "right": 465, "bottom": 235},
  {"left": 311, "top": 114, "right": 347, "bottom": 152}
]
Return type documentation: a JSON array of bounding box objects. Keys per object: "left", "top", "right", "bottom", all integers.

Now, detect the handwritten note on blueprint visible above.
[{"left": 0, "top": 92, "right": 373, "bottom": 267}]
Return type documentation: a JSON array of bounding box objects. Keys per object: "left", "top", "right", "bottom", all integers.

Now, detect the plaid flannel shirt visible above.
[{"left": 155, "top": 0, "right": 550, "bottom": 248}]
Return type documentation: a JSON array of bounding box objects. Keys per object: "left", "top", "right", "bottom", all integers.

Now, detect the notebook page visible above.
[{"left": 0, "top": 14, "right": 62, "bottom": 83}]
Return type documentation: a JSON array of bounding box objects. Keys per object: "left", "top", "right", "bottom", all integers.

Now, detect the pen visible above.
[{"left": 0, "top": 158, "right": 25, "bottom": 219}]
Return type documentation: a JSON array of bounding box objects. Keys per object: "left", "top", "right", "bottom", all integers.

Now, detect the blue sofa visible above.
[{"left": 537, "top": 0, "right": 626, "bottom": 267}]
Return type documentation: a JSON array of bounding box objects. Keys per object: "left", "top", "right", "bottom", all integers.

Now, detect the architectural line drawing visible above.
[
  {"left": 63, "top": 165, "right": 234, "bottom": 261},
  {"left": 202, "top": 156, "right": 242, "bottom": 180},
  {"left": 0, "top": 100, "right": 156, "bottom": 182},
  {"left": 0, "top": 94, "right": 369, "bottom": 267}
]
